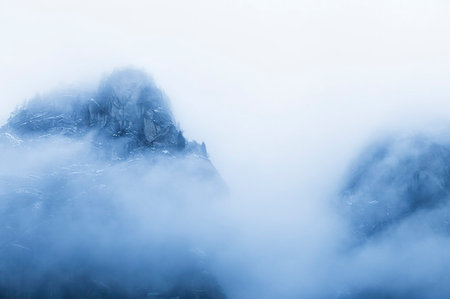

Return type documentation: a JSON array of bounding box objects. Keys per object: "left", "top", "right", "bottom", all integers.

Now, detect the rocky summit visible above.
[
  {"left": 3, "top": 68, "right": 207, "bottom": 159},
  {"left": 0, "top": 68, "right": 225, "bottom": 299}
]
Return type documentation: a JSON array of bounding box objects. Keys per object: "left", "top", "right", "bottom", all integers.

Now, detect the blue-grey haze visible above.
[{"left": 1, "top": 68, "right": 450, "bottom": 298}]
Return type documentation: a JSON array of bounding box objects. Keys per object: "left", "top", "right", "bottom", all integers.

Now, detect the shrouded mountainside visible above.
[
  {"left": 338, "top": 136, "right": 450, "bottom": 298},
  {"left": 3, "top": 68, "right": 207, "bottom": 159},
  {"left": 0, "top": 68, "right": 226, "bottom": 299},
  {"left": 342, "top": 136, "right": 450, "bottom": 239}
]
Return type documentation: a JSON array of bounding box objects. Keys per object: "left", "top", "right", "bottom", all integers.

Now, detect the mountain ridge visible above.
[{"left": 2, "top": 68, "right": 208, "bottom": 160}]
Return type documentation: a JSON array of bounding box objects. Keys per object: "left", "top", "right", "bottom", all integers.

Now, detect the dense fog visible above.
[
  {"left": 2, "top": 1, "right": 450, "bottom": 298},
  {"left": 1, "top": 68, "right": 450, "bottom": 298}
]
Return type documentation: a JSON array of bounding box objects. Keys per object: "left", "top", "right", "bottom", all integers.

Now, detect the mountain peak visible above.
[{"left": 3, "top": 68, "right": 207, "bottom": 159}]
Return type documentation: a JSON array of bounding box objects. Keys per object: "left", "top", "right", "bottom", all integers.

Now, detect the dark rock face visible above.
[
  {"left": 5, "top": 68, "right": 205, "bottom": 159},
  {"left": 0, "top": 68, "right": 225, "bottom": 299},
  {"left": 342, "top": 136, "right": 450, "bottom": 238}
]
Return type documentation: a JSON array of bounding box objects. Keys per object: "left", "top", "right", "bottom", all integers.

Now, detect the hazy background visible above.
[
  {"left": 2, "top": 1, "right": 450, "bottom": 297},
  {"left": 1, "top": 0, "right": 450, "bottom": 190}
]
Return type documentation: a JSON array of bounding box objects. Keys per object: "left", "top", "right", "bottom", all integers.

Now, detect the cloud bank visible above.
[{"left": 2, "top": 68, "right": 450, "bottom": 299}]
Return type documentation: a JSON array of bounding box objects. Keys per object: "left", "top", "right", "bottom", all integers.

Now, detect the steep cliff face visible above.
[
  {"left": 0, "top": 69, "right": 225, "bottom": 299},
  {"left": 342, "top": 136, "right": 450, "bottom": 238},
  {"left": 4, "top": 68, "right": 206, "bottom": 159}
]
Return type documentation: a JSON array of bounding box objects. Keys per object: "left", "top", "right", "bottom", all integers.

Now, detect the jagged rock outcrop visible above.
[
  {"left": 342, "top": 135, "right": 450, "bottom": 238},
  {"left": 0, "top": 68, "right": 226, "bottom": 299},
  {"left": 3, "top": 68, "right": 206, "bottom": 159}
]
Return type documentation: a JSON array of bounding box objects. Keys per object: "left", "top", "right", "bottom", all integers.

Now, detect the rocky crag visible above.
[
  {"left": 0, "top": 68, "right": 225, "bottom": 299},
  {"left": 3, "top": 68, "right": 207, "bottom": 159}
]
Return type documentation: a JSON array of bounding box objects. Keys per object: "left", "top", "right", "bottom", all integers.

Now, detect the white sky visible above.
[{"left": 1, "top": 0, "right": 450, "bottom": 190}]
